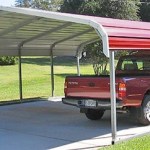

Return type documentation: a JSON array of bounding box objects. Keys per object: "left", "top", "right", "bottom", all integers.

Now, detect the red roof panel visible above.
[
  {"left": 77, "top": 14, "right": 150, "bottom": 50},
  {"left": 95, "top": 17, "right": 150, "bottom": 50},
  {"left": 109, "top": 37, "right": 150, "bottom": 50}
]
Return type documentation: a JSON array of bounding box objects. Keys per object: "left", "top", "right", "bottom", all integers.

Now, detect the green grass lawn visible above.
[
  {"left": 0, "top": 56, "right": 94, "bottom": 101},
  {"left": 0, "top": 56, "right": 150, "bottom": 149},
  {"left": 101, "top": 134, "right": 150, "bottom": 150}
]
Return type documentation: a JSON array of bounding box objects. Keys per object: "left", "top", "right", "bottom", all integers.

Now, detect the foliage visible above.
[
  {"left": 32, "top": 0, "right": 63, "bottom": 11},
  {"left": 115, "top": 51, "right": 130, "bottom": 60},
  {"left": 85, "top": 42, "right": 109, "bottom": 75},
  {"left": 15, "top": 0, "right": 63, "bottom": 11},
  {"left": 0, "top": 57, "right": 17, "bottom": 66},
  {"left": 15, "top": 0, "right": 32, "bottom": 7},
  {"left": 60, "top": 0, "right": 140, "bottom": 75},
  {"left": 60, "top": 0, "right": 84, "bottom": 14},
  {"left": 79, "top": 0, "right": 140, "bottom": 20},
  {"left": 139, "top": 0, "right": 150, "bottom": 22}
]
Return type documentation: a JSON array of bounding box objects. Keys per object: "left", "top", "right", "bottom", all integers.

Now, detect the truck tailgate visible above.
[{"left": 65, "top": 76, "right": 111, "bottom": 99}]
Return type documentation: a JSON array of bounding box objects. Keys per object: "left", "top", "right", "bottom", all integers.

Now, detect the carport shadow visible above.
[
  {"left": 21, "top": 56, "right": 76, "bottom": 66},
  {"left": 0, "top": 100, "right": 148, "bottom": 150},
  {"left": 21, "top": 56, "right": 90, "bottom": 67}
]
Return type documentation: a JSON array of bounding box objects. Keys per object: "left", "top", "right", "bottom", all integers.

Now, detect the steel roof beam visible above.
[
  {"left": 49, "top": 29, "right": 96, "bottom": 89},
  {"left": 49, "top": 28, "right": 94, "bottom": 96},
  {"left": 52, "top": 28, "right": 94, "bottom": 47},
  {"left": 76, "top": 38, "right": 99, "bottom": 76},
  {"left": 0, "top": 16, "right": 41, "bottom": 37},
  {"left": 76, "top": 37, "right": 99, "bottom": 57},
  {"left": 20, "top": 22, "right": 72, "bottom": 46},
  {"left": 49, "top": 28, "right": 95, "bottom": 57}
]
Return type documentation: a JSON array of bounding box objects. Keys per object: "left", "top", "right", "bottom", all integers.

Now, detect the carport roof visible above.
[{"left": 0, "top": 6, "right": 150, "bottom": 57}]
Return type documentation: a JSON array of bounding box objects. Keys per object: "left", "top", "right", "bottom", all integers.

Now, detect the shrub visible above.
[{"left": 0, "top": 56, "right": 18, "bottom": 65}]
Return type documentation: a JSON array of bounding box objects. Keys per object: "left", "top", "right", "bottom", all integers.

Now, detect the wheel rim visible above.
[{"left": 144, "top": 101, "right": 150, "bottom": 122}]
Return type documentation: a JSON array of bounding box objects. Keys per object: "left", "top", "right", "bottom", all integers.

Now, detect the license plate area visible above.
[{"left": 84, "top": 100, "right": 97, "bottom": 107}]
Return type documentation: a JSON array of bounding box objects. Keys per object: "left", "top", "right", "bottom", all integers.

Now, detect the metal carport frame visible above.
[{"left": 0, "top": 6, "right": 150, "bottom": 144}]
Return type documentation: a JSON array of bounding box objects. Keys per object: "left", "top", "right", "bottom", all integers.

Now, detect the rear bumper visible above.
[{"left": 62, "top": 97, "right": 123, "bottom": 109}]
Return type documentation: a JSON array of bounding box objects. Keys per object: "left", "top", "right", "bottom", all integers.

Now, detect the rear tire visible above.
[
  {"left": 85, "top": 109, "right": 105, "bottom": 120},
  {"left": 137, "top": 95, "right": 150, "bottom": 125}
]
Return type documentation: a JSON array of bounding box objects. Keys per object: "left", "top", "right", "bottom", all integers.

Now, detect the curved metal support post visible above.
[
  {"left": 16, "top": 23, "right": 71, "bottom": 98},
  {"left": 75, "top": 38, "right": 99, "bottom": 76},
  {"left": 50, "top": 44, "right": 55, "bottom": 97},
  {"left": 109, "top": 51, "right": 117, "bottom": 144},
  {"left": 76, "top": 46, "right": 82, "bottom": 76},
  {"left": 18, "top": 43, "right": 23, "bottom": 101},
  {"left": 49, "top": 31, "right": 98, "bottom": 94},
  {"left": 90, "top": 21, "right": 109, "bottom": 57}
]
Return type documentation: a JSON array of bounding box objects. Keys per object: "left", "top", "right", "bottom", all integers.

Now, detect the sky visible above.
[{"left": 0, "top": 0, "right": 15, "bottom": 6}]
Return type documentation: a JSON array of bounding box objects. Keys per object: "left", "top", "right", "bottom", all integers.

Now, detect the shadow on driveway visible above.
[{"left": 0, "top": 100, "right": 149, "bottom": 150}]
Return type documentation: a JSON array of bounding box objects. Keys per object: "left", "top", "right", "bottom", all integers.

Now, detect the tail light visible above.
[{"left": 118, "top": 82, "right": 126, "bottom": 98}]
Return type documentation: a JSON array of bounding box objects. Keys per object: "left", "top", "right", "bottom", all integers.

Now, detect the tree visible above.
[
  {"left": 60, "top": 0, "right": 84, "bottom": 14},
  {"left": 140, "top": 0, "right": 150, "bottom": 22},
  {"left": 79, "top": 0, "right": 140, "bottom": 20},
  {"left": 15, "top": 0, "right": 63, "bottom": 11},
  {"left": 31, "top": 0, "right": 63, "bottom": 11},
  {"left": 15, "top": 0, "right": 32, "bottom": 7},
  {"left": 60, "top": 0, "right": 140, "bottom": 75}
]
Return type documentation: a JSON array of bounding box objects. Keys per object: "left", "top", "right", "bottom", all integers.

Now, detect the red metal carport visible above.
[{"left": 0, "top": 6, "right": 150, "bottom": 144}]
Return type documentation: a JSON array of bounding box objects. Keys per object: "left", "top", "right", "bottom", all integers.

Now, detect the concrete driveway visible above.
[{"left": 0, "top": 98, "right": 149, "bottom": 150}]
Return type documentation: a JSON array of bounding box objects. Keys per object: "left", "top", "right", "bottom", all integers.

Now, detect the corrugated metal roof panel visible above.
[
  {"left": 0, "top": 7, "right": 105, "bottom": 56},
  {"left": 0, "top": 6, "right": 150, "bottom": 58}
]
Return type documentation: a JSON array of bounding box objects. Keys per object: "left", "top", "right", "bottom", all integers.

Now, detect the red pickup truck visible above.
[{"left": 62, "top": 54, "right": 150, "bottom": 125}]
